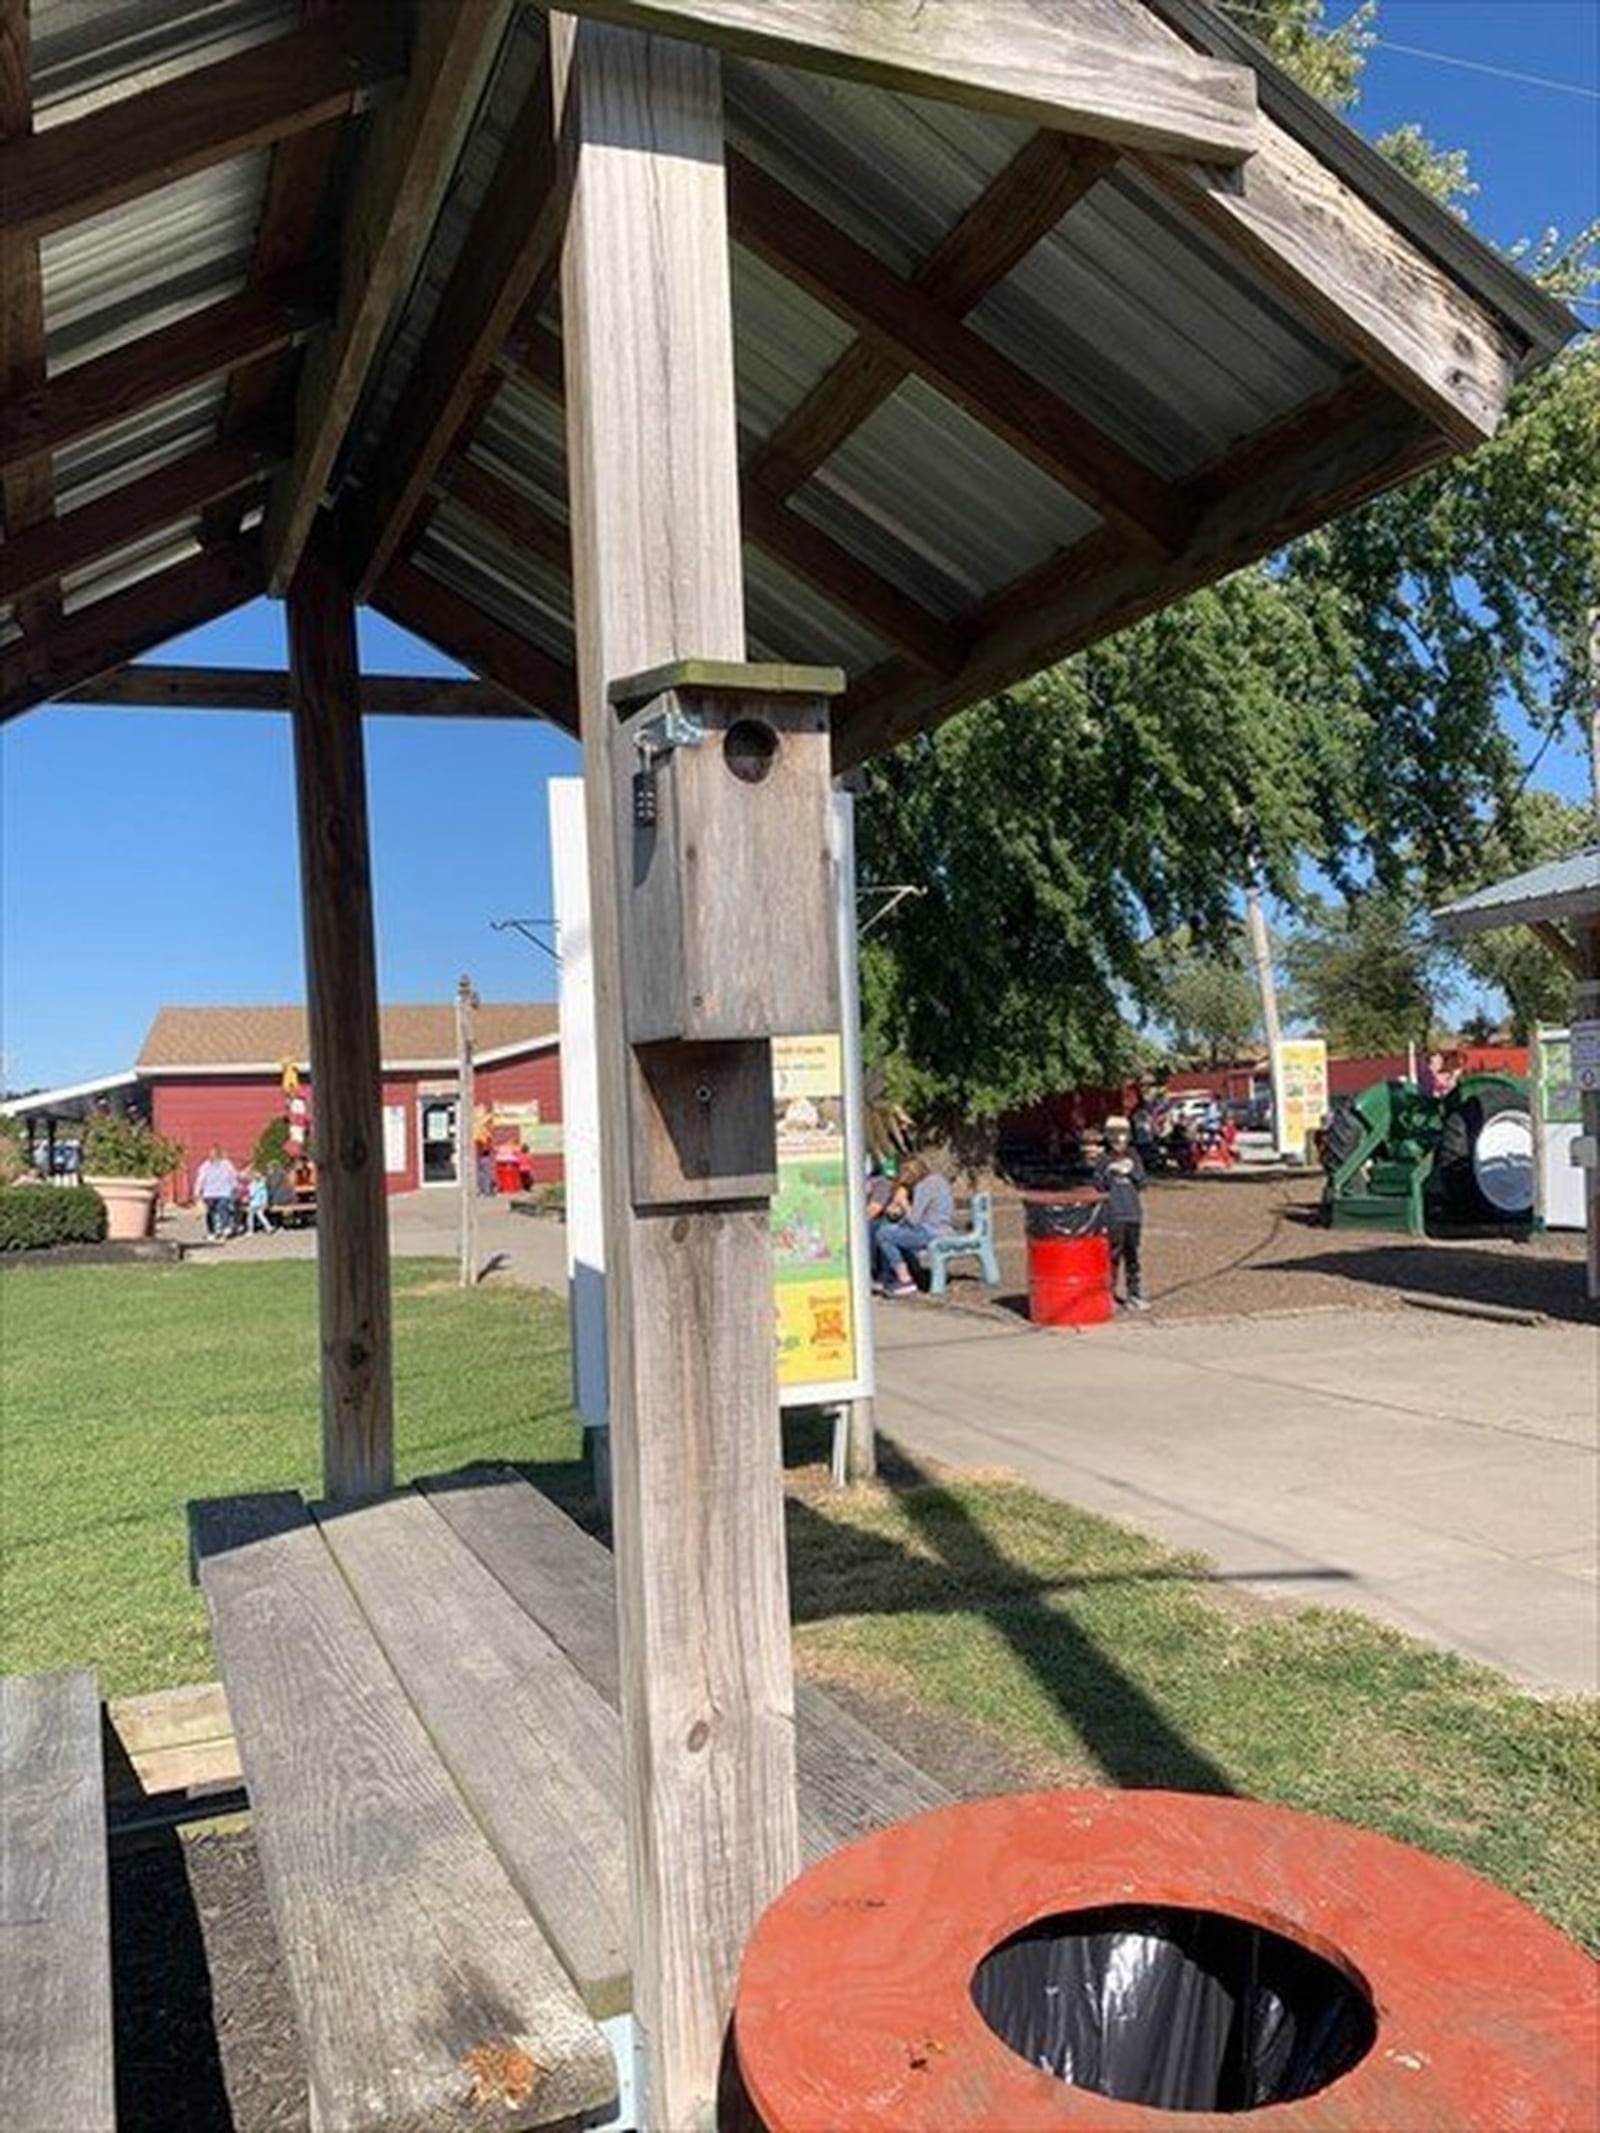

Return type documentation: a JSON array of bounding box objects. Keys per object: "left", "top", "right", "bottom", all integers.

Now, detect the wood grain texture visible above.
[
  {"left": 728, "top": 152, "right": 1190, "bottom": 556},
  {"left": 266, "top": 0, "right": 514, "bottom": 592},
  {"left": 313, "top": 1489, "right": 632, "bottom": 2017},
  {"left": 1, "top": 537, "right": 265, "bottom": 724},
  {"left": 0, "top": 437, "right": 275, "bottom": 606},
  {"left": 556, "top": 0, "right": 1258, "bottom": 163},
  {"left": 418, "top": 1473, "right": 951, "bottom": 1863},
  {"left": 190, "top": 1495, "right": 617, "bottom": 2133},
  {"left": 286, "top": 551, "right": 395, "bottom": 1499},
  {"left": 0, "top": 275, "right": 325, "bottom": 477},
  {"left": 745, "top": 129, "right": 1116, "bottom": 500},
  {"left": 370, "top": 558, "right": 579, "bottom": 734},
  {"left": 555, "top": 21, "right": 800, "bottom": 2118},
  {"left": 60, "top": 663, "right": 535, "bottom": 718},
  {"left": 1139, "top": 117, "right": 1523, "bottom": 445},
  {"left": 0, "top": 8, "right": 404, "bottom": 242},
  {"left": 347, "top": 31, "right": 568, "bottom": 600},
  {"left": 0, "top": 1669, "right": 115, "bottom": 2133}
]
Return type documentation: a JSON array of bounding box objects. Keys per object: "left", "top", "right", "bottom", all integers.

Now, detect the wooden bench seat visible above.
[
  {"left": 190, "top": 1495, "right": 617, "bottom": 2133},
  {"left": 191, "top": 1471, "right": 952, "bottom": 2129},
  {"left": 1, "top": 1668, "right": 116, "bottom": 2133}
]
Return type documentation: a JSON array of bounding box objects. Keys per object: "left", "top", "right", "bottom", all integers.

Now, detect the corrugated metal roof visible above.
[
  {"left": 2, "top": 0, "right": 1577, "bottom": 747},
  {"left": 1433, "top": 848, "right": 1600, "bottom": 937}
]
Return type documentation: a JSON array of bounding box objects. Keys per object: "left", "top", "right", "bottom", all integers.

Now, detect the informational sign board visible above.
[
  {"left": 1571, "top": 1019, "right": 1600, "bottom": 1093},
  {"left": 552, "top": 783, "right": 874, "bottom": 1431},
  {"left": 1272, "top": 1038, "right": 1329, "bottom": 1160},
  {"left": 1534, "top": 1027, "right": 1584, "bottom": 1229}
]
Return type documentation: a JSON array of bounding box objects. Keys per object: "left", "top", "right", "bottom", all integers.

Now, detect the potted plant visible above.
[{"left": 80, "top": 1111, "right": 184, "bottom": 1240}]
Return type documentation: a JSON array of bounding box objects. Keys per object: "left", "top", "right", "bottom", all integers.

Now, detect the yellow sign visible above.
[
  {"left": 772, "top": 1034, "right": 858, "bottom": 1394},
  {"left": 1274, "top": 1039, "right": 1329, "bottom": 1158}
]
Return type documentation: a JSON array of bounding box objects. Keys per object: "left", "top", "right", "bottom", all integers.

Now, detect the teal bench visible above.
[{"left": 921, "top": 1190, "right": 1001, "bottom": 1295}]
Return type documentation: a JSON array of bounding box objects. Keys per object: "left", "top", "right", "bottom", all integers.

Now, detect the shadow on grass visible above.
[{"left": 784, "top": 1429, "right": 1238, "bottom": 1796}]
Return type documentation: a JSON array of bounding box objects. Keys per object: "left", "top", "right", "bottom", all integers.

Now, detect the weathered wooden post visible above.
[
  {"left": 553, "top": 15, "right": 840, "bottom": 2121},
  {"left": 287, "top": 544, "right": 395, "bottom": 1500},
  {"left": 456, "top": 973, "right": 477, "bottom": 1289}
]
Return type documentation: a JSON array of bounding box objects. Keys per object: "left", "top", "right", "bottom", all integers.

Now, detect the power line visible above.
[{"left": 1219, "top": 4, "right": 1600, "bottom": 100}]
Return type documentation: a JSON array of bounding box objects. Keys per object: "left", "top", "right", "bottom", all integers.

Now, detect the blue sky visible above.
[{"left": 3, "top": 2, "right": 1597, "bottom": 1090}]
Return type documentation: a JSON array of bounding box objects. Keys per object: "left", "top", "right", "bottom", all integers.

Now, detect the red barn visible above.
[{"left": 138, "top": 1003, "right": 562, "bottom": 1198}]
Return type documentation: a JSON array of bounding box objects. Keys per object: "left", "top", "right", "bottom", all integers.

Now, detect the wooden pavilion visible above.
[{"left": 0, "top": 2, "right": 1578, "bottom": 2126}]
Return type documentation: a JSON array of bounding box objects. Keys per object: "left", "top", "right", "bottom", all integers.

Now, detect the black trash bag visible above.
[
  {"left": 1024, "top": 1199, "right": 1104, "bottom": 1240},
  {"left": 971, "top": 1905, "right": 1375, "bottom": 2115}
]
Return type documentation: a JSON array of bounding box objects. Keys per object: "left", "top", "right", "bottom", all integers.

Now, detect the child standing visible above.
[{"left": 1094, "top": 1115, "right": 1148, "bottom": 1310}]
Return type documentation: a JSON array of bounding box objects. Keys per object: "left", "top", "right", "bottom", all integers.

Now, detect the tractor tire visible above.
[{"left": 1432, "top": 1083, "right": 1534, "bottom": 1225}]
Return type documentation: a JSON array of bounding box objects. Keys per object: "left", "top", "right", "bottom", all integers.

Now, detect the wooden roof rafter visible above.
[
  {"left": 264, "top": 0, "right": 518, "bottom": 593},
  {"left": 0, "top": 4, "right": 408, "bottom": 246},
  {"left": 743, "top": 126, "right": 1119, "bottom": 501},
  {"left": 554, "top": 0, "right": 1262, "bottom": 164},
  {"left": 344, "top": 31, "right": 569, "bottom": 603},
  {"left": 60, "top": 664, "right": 539, "bottom": 721},
  {"left": 726, "top": 150, "right": 1195, "bottom": 557},
  {"left": 0, "top": 0, "right": 58, "bottom": 636},
  {"left": 0, "top": 537, "right": 267, "bottom": 724}
]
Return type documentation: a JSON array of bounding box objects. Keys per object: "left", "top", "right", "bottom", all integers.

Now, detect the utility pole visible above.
[
  {"left": 1244, "top": 877, "right": 1287, "bottom": 1152},
  {"left": 456, "top": 973, "right": 477, "bottom": 1290}
]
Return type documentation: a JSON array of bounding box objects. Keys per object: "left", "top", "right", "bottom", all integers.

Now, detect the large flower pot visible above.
[{"left": 85, "top": 1175, "right": 158, "bottom": 1241}]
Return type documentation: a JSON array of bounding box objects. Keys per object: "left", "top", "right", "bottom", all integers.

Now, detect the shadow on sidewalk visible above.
[{"left": 785, "top": 1440, "right": 1238, "bottom": 1796}]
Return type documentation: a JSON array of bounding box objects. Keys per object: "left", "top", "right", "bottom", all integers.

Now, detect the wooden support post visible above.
[
  {"left": 287, "top": 547, "right": 395, "bottom": 1500},
  {"left": 552, "top": 17, "right": 801, "bottom": 2123}
]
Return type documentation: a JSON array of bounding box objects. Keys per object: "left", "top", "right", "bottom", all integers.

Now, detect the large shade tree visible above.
[{"left": 858, "top": 0, "right": 1597, "bottom": 1124}]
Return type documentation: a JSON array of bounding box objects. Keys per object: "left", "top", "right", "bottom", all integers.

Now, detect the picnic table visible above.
[{"left": 190, "top": 1469, "right": 950, "bottom": 2133}]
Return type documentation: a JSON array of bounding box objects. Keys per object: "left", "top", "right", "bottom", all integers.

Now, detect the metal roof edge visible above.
[
  {"left": 138, "top": 1034, "right": 562, "bottom": 1077},
  {"left": 1, "top": 1070, "right": 141, "bottom": 1116},
  {"left": 1146, "top": 0, "right": 1581, "bottom": 364}
]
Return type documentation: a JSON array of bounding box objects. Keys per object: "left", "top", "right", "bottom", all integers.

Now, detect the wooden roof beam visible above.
[
  {"left": 1, "top": 0, "right": 58, "bottom": 633},
  {"left": 265, "top": 0, "right": 516, "bottom": 594},
  {"left": 345, "top": 41, "right": 570, "bottom": 602},
  {"left": 555, "top": 0, "right": 1258, "bottom": 164},
  {"left": 1137, "top": 127, "right": 1522, "bottom": 446},
  {"left": 0, "top": 438, "right": 276, "bottom": 607},
  {"left": 507, "top": 330, "right": 966, "bottom": 672},
  {"left": 1, "top": 538, "right": 265, "bottom": 723},
  {"left": 0, "top": 275, "right": 325, "bottom": 478},
  {"left": 746, "top": 129, "right": 1117, "bottom": 500},
  {"left": 726, "top": 152, "right": 1193, "bottom": 557},
  {"left": 371, "top": 558, "right": 580, "bottom": 737},
  {"left": 61, "top": 665, "right": 538, "bottom": 720},
  {"left": 833, "top": 376, "right": 1449, "bottom": 766},
  {"left": 0, "top": 5, "right": 407, "bottom": 244}
]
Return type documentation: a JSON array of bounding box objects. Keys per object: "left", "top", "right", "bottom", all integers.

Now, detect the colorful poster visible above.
[
  {"left": 1273, "top": 1038, "right": 1329, "bottom": 1159},
  {"left": 772, "top": 1034, "right": 858, "bottom": 1395}
]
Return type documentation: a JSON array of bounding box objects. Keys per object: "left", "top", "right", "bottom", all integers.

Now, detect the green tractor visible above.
[{"left": 1320, "top": 1073, "right": 1535, "bottom": 1236}]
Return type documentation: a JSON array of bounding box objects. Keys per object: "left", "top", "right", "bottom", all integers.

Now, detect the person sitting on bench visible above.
[{"left": 872, "top": 1154, "right": 954, "bottom": 1297}]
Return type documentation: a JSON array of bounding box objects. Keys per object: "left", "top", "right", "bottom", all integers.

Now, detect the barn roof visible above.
[
  {"left": 0, "top": 0, "right": 1578, "bottom": 760},
  {"left": 137, "top": 1001, "right": 560, "bottom": 1073}
]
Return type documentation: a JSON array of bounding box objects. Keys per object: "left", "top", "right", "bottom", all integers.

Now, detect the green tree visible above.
[
  {"left": 1149, "top": 933, "right": 1262, "bottom": 1066},
  {"left": 1284, "top": 893, "right": 1446, "bottom": 1053}
]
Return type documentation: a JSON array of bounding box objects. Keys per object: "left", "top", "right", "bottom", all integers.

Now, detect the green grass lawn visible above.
[
  {"left": 0, "top": 1261, "right": 584, "bottom": 1694},
  {"left": 3, "top": 1259, "right": 1594, "bottom": 1951}
]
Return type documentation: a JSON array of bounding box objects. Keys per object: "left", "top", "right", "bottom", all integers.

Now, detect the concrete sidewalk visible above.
[{"left": 869, "top": 1300, "right": 1598, "bottom": 1697}]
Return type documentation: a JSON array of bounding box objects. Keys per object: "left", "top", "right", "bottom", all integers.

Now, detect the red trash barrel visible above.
[
  {"left": 1025, "top": 1198, "right": 1112, "bottom": 1326},
  {"left": 495, "top": 1155, "right": 523, "bottom": 1196},
  {"left": 734, "top": 1790, "right": 1600, "bottom": 2132}
]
